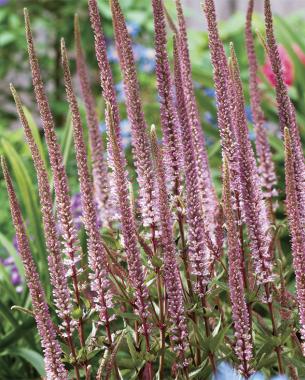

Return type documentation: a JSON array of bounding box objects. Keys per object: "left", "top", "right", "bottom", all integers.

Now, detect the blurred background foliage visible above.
[{"left": 1, "top": 0, "right": 305, "bottom": 377}]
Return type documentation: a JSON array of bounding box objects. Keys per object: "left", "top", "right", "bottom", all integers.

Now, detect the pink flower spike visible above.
[
  {"left": 74, "top": 14, "right": 111, "bottom": 224},
  {"left": 110, "top": 0, "right": 158, "bottom": 231},
  {"left": 262, "top": 45, "right": 294, "bottom": 87},
  {"left": 2, "top": 157, "right": 68, "bottom": 380},
  {"left": 61, "top": 39, "right": 113, "bottom": 331}
]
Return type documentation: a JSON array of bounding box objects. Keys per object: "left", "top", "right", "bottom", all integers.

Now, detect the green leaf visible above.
[{"left": 5, "top": 348, "right": 45, "bottom": 377}]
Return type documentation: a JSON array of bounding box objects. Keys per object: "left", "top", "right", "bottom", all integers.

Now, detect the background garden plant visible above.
[{"left": 1, "top": 0, "right": 305, "bottom": 379}]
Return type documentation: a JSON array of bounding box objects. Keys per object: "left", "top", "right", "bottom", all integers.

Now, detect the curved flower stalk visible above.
[
  {"left": 245, "top": 0, "right": 277, "bottom": 201},
  {"left": 173, "top": 37, "right": 211, "bottom": 298},
  {"left": 222, "top": 157, "right": 253, "bottom": 377},
  {"left": 110, "top": 0, "right": 158, "bottom": 231},
  {"left": 229, "top": 45, "right": 273, "bottom": 286},
  {"left": 106, "top": 103, "right": 151, "bottom": 351},
  {"left": 150, "top": 125, "right": 188, "bottom": 366},
  {"left": 10, "top": 86, "right": 75, "bottom": 339},
  {"left": 175, "top": 0, "right": 218, "bottom": 235},
  {"left": 264, "top": 0, "right": 305, "bottom": 227},
  {"left": 87, "top": 0, "right": 124, "bottom": 163},
  {"left": 74, "top": 15, "right": 111, "bottom": 223},
  {"left": 24, "top": 9, "right": 81, "bottom": 303},
  {"left": 151, "top": 0, "right": 183, "bottom": 193},
  {"left": 284, "top": 128, "right": 305, "bottom": 354},
  {"left": 61, "top": 40, "right": 113, "bottom": 335},
  {"left": 1, "top": 157, "right": 68, "bottom": 380}
]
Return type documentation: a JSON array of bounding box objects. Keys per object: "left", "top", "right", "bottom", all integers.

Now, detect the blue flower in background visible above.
[
  {"left": 134, "top": 44, "right": 155, "bottom": 73},
  {"left": 115, "top": 81, "right": 125, "bottom": 102},
  {"left": 245, "top": 105, "right": 254, "bottom": 124},
  {"left": 120, "top": 119, "right": 132, "bottom": 148},
  {"left": 213, "top": 363, "right": 288, "bottom": 380},
  {"left": 0, "top": 0, "right": 8, "bottom": 5},
  {"left": 204, "top": 87, "right": 216, "bottom": 98},
  {"left": 99, "top": 122, "right": 107, "bottom": 134},
  {"left": 126, "top": 21, "right": 140, "bottom": 37},
  {"left": 107, "top": 44, "right": 119, "bottom": 63}
]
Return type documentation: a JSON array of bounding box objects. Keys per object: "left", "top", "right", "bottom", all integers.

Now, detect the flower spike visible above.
[
  {"left": 10, "top": 85, "right": 74, "bottom": 337},
  {"left": 173, "top": 37, "right": 211, "bottom": 296},
  {"left": 2, "top": 157, "right": 68, "bottom": 380},
  {"left": 74, "top": 14, "right": 111, "bottom": 223},
  {"left": 175, "top": 0, "right": 218, "bottom": 234},
  {"left": 229, "top": 43, "right": 273, "bottom": 285},
  {"left": 222, "top": 156, "right": 253, "bottom": 377},
  {"left": 24, "top": 9, "right": 81, "bottom": 295},
  {"left": 61, "top": 39, "right": 113, "bottom": 330},
  {"left": 284, "top": 127, "right": 305, "bottom": 354},
  {"left": 150, "top": 125, "right": 188, "bottom": 363},
  {"left": 245, "top": 0, "right": 277, "bottom": 200},
  {"left": 152, "top": 0, "right": 183, "bottom": 192},
  {"left": 110, "top": 0, "right": 158, "bottom": 231}
]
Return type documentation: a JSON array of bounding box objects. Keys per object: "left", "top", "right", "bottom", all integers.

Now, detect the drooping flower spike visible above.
[
  {"left": 24, "top": 9, "right": 81, "bottom": 297},
  {"left": 10, "top": 85, "right": 74, "bottom": 338},
  {"left": 175, "top": 0, "right": 218, "bottom": 237},
  {"left": 151, "top": 0, "right": 183, "bottom": 193},
  {"left": 61, "top": 39, "right": 113, "bottom": 333},
  {"left": 106, "top": 103, "right": 151, "bottom": 350},
  {"left": 110, "top": 0, "right": 158, "bottom": 231},
  {"left": 229, "top": 44, "right": 273, "bottom": 286},
  {"left": 173, "top": 37, "right": 211, "bottom": 297},
  {"left": 222, "top": 156, "right": 253, "bottom": 377},
  {"left": 1, "top": 157, "right": 68, "bottom": 380},
  {"left": 74, "top": 14, "right": 111, "bottom": 223},
  {"left": 284, "top": 127, "right": 305, "bottom": 355},
  {"left": 245, "top": 0, "right": 277, "bottom": 201},
  {"left": 150, "top": 125, "right": 188, "bottom": 364}
]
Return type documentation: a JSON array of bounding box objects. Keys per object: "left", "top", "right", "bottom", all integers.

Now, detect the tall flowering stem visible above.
[
  {"left": 175, "top": 0, "right": 218, "bottom": 238},
  {"left": 1, "top": 157, "right": 68, "bottom": 380},
  {"left": 110, "top": 0, "right": 158, "bottom": 232},
  {"left": 284, "top": 128, "right": 305, "bottom": 355},
  {"left": 150, "top": 126, "right": 188, "bottom": 372},
  {"left": 229, "top": 44, "right": 273, "bottom": 286},
  {"left": 61, "top": 40, "right": 113, "bottom": 342},
  {"left": 245, "top": 0, "right": 277, "bottom": 203},
  {"left": 151, "top": 0, "right": 183, "bottom": 193},
  {"left": 230, "top": 43, "right": 284, "bottom": 373},
  {"left": 74, "top": 14, "right": 110, "bottom": 223},
  {"left": 222, "top": 157, "right": 253, "bottom": 378},
  {"left": 173, "top": 36, "right": 216, "bottom": 373},
  {"left": 24, "top": 9, "right": 82, "bottom": 327},
  {"left": 264, "top": 0, "right": 305, "bottom": 227},
  {"left": 10, "top": 86, "right": 78, "bottom": 369},
  {"left": 87, "top": 0, "right": 124, "bottom": 161}
]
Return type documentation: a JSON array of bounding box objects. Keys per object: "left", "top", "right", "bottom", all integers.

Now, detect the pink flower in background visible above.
[
  {"left": 263, "top": 45, "right": 294, "bottom": 87},
  {"left": 293, "top": 44, "right": 305, "bottom": 66}
]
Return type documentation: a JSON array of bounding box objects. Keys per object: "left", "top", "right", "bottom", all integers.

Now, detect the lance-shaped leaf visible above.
[
  {"left": 1, "top": 157, "right": 68, "bottom": 380},
  {"left": 150, "top": 125, "right": 188, "bottom": 363},
  {"left": 74, "top": 14, "right": 111, "bottom": 223},
  {"left": 222, "top": 156, "right": 253, "bottom": 377},
  {"left": 11, "top": 85, "right": 74, "bottom": 336},
  {"left": 284, "top": 128, "right": 305, "bottom": 354},
  {"left": 61, "top": 39, "right": 114, "bottom": 329},
  {"left": 173, "top": 37, "right": 211, "bottom": 297},
  {"left": 151, "top": 0, "right": 183, "bottom": 193},
  {"left": 229, "top": 44, "right": 273, "bottom": 285},
  {"left": 24, "top": 9, "right": 81, "bottom": 292},
  {"left": 110, "top": 0, "right": 158, "bottom": 231},
  {"left": 175, "top": 0, "right": 218, "bottom": 234},
  {"left": 245, "top": 0, "right": 277, "bottom": 199}
]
